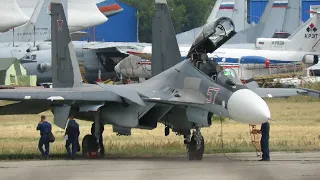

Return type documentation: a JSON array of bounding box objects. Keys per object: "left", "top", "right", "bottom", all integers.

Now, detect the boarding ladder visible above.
[{"left": 249, "top": 124, "right": 261, "bottom": 157}]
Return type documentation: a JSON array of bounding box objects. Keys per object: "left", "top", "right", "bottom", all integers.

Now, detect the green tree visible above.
[
  {"left": 178, "top": 0, "right": 215, "bottom": 32},
  {"left": 120, "top": 0, "right": 215, "bottom": 42}
]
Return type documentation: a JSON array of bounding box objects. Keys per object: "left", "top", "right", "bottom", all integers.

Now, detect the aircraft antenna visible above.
[
  {"left": 33, "top": 25, "right": 36, "bottom": 47},
  {"left": 12, "top": 28, "right": 14, "bottom": 47}
]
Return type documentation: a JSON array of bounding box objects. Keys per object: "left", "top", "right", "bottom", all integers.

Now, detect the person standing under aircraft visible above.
[
  {"left": 36, "top": 115, "right": 52, "bottom": 159},
  {"left": 259, "top": 122, "right": 270, "bottom": 161},
  {"left": 65, "top": 115, "right": 80, "bottom": 159},
  {"left": 91, "top": 122, "right": 105, "bottom": 156}
]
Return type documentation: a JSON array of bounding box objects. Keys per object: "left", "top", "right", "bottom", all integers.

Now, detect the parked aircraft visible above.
[
  {"left": 17, "top": 0, "right": 123, "bottom": 18},
  {"left": 0, "top": 0, "right": 319, "bottom": 160},
  {"left": 0, "top": 0, "right": 308, "bottom": 85},
  {"left": 0, "top": 0, "right": 125, "bottom": 84},
  {"left": 115, "top": 10, "right": 320, "bottom": 80},
  {"left": 0, "top": 0, "right": 29, "bottom": 32},
  {"left": 11, "top": 0, "right": 301, "bottom": 84},
  {"left": 0, "top": 0, "right": 108, "bottom": 43},
  {"left": 177, "top": 0, "right": 303, "bottom": 44}
]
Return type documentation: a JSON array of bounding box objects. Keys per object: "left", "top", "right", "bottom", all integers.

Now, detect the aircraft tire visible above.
[
  {"left": 82, "top": 134, "right": 99, "bottom": 158},
  {"left": 82, "top": 135, "right": 90, "bottom": 158},
  {"left": 188, "top": 135, "right": 204, "bottom": 160}
]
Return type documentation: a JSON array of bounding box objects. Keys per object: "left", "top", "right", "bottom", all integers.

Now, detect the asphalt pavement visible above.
[{"left": 1, "top": 152, "right": 320, "bottom": 180}]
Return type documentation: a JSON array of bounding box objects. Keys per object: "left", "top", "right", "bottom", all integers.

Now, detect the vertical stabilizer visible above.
[
  {"left": 51, "top": 0, "right": 82, "bottom": 88},
  {"left": 215, "top": 0, "right": 250, "bottom": 31},
  {"left": 286, "top": 13, "right": 320, "bottom": 52},
  {"left": 225, "top": 0, "right": 275, "bottom": 44},
  {"left": 250, "top": 0, "right": 302, "bottom": 38},
  {"left": 282, "top": 0, "right": 303, "bottom": 33},
  {"left": 176, "top": 0, "right": 250, "bottom": 44},
  {"left": 151, "top": 0, "right": 181, "bottom": 77}
]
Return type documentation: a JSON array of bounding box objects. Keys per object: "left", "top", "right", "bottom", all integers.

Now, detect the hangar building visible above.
[{"left": 86, "top": 0, "right": 138, "bottom": 42}]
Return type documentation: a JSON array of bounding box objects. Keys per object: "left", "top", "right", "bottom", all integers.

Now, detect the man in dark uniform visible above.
[
  {"left": 65, "top": 115, "right": 80, "bottom": 159},
  {"left": 91, "top": 122, "right": 105, "bottom": 156},
  {"left": 259, "top": 122, "right": 270, "bottom": 161},
  {"left": 36, "top": 115, "right": 52, "bottom": 159}
]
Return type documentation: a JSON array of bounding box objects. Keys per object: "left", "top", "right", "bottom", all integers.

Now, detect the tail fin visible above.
[
  {"left": 176, "top": 0, "right": 251, "bottom": 44},
  {"left": 0, "top": 0, "right": 52, "bottom": 43},
  {"left": 285, "top": 12, "right": 320, "bottom": 52},
  {"left": 259, "top": 0, "right": 302, "bottom": 37},
  {"left": 282, "top": 0, "right": 303, "bottom": 33},
  {"left": 226, "top": 0, "right": 301, "bottom": 44},
  {"left": 214, "top": 0, "right": 251, "bottom": 31},
  {"left": 226, "top": 0, "right": 275, "bottom": 44},
  {"left": 151, "top": 0, "right": 181, "bottom": 77},
  {"left": 51, "top": 0, "right": 82, "bottom": 88}
]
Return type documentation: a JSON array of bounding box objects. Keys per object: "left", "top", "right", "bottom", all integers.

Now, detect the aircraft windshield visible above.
[
  {"left": 217, "top": 68, "right": 242, "bottom": 86},
  {"left": 222, "top": 69, "right": 236, "bottom": 78}
]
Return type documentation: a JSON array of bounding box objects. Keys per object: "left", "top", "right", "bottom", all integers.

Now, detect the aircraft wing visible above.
[
  {"left": 250, "top": 87, "right": 320, "bottom": 98},
  {"left": 0, "top": 87, "right": 121, "bottom": 102},
  {"left": 246, "top": 81, "right": 320, "bottom": 98},
  {"left": 82, "top": 42, "right": 150, "bottom": 54},
  {"left": 126, "top": 51, "right": 152, "bottom": 60}
]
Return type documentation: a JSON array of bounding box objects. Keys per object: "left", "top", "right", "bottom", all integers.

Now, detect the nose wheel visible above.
[
  {"left": 185, "top": 126, "right": 204, "bottom": 160},
  {"left": 187, "top": 135, "right": 204, "bottom": 160}
]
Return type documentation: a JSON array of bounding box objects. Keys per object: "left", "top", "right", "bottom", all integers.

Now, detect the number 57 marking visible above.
[{"left": 206, "top": 87, "right": 220, "bottom": 104}]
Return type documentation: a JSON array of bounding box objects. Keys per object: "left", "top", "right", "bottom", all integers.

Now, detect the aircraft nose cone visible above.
[{"left": 227, "top": 89, "right": 270, "bottom": 124}]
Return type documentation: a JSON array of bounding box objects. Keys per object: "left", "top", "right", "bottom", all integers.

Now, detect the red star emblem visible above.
[
  {"left": 57, "top": 19, "right": 63, "bottom": 31},
  {"left": 310, "top": 23, "right": 315, "bottom": 29}
]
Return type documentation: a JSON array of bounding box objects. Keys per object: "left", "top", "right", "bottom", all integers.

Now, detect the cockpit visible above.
[
  {"left": 199, "top": 59, "right": 243, "bottom": 89},
  {"left": 216, "top": 68, "right": 243, "bottom": 89}
]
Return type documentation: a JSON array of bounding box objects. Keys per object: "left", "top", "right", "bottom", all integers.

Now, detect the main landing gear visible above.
[
  {"left": 184, "top": 125, "right": 204, "bottom": 160},
  {"left": 82, "top": 112, "right": 104, "bottom": 159}
]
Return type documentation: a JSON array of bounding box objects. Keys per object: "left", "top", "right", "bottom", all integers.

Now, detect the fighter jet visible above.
[{"left": 0, "top": 0, "right": 319, "bottom": 160}]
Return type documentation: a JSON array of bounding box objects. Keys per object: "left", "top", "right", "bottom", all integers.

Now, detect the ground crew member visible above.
[
  {"left": 36, "top": 115, "right": 52, "bottom": 159},
  {"left": 91, "top": 122, "right": 105, "bottom": 156},
  {"left": 64, "top": 115, "right": 80, "bottom": 159},
  {"left": 259, "top": 121, "right": 270, "bottom": 161}
]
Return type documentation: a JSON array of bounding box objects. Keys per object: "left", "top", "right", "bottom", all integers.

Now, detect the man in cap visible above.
[
  {"left": 36, "top": 115, "right": 52, "bottom": 159},
  {"left": 65, "top": 115, "right": 80, "bottom": 159}
]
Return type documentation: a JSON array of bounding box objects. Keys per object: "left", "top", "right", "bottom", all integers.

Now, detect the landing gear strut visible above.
[
  {"left": 185, "top": 125, "right": 205, "bottom": 160},
  {"left": 82, "top": 111, "right": 104, "bottom": 159}
]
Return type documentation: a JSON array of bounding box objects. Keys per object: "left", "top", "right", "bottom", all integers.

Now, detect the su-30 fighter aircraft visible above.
[{"left": 0, "top": 0, "right": 319, "bottom": 160}]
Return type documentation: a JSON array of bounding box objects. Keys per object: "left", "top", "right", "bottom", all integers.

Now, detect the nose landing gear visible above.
[{"left": 184, "top": 125, "right": 205, "bottom": 160}]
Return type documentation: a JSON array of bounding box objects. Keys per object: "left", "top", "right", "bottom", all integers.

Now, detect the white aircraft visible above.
[
  {"left": 115, "top": 12, "right": 320, "bottom": 81},
  {"left": 0, "top": 0, "right": 126, "bottom": 84},
  {"left": 0, "top": 0, "right": 29, "bottom": 32},
  {"left": 17, "top": 0, "right": 123, "bottom": 18},
  {"left": 0, "top": 0, "right": 108, "bottom": 43}
]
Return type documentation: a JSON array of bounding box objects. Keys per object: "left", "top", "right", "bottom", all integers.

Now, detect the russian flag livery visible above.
[
  {"left": 272, "top": 0, "right": 288, "bottom": 8},
  {"left": 219, "top": 0, "right": 235, "bottom": 10}
]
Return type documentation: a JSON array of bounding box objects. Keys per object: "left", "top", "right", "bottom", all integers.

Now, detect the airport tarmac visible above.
[{"left": 1, "top": 152, "right": 320, "bottom": 180}]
